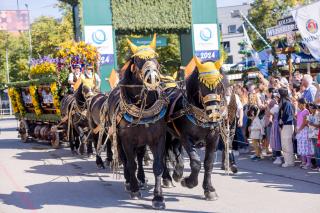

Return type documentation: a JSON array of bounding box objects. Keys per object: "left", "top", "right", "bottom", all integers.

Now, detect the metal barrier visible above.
[{"left": 0, "top": 108, "right": 11, "bottom": 115}]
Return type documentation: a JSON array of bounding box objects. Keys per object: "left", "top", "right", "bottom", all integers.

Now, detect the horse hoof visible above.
[
  {"left": 130, "top": 191, "right": 141, "bottom": 200},
  {"left": 97, "top": 164, "right": 105, "bottom": 169},
  {"left": 152, "top": 197, "right": 165, "bottom": 210},
  {"left": 230, "top": 165, "right": 238, "bottom": 174},
  {"left": 172, "top": 173, "right": 182, "bottom": 182},
  {"left": 204, "top": 191, "right": 219, "bottom": 201},
  {"left": 181, "top": 177, "right": 197, "bottom": 189},
  {"left": 105, "top": 160, "right": 112, "bottom": 168},
  {"left": 139, "top": 181, "right": 147, "bottom": 190},
  {"left": 71, "top": 150, "right": 78, "bottom": 155},
  {"left": 162, "top": 179, "right": 174, "bottom": 188},
  {"left": 124, "top": 182, "right": 130, "bottom": 192}
]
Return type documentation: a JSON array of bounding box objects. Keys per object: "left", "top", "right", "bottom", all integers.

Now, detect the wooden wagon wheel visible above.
[
  {"left": 50, "top": 125, "right": 60, "bottom": 149},
  {"left": 19, "top": 119, "right": 29, "bottom": 143}
]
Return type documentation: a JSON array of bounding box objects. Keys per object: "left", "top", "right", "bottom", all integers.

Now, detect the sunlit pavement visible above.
[{"left": 0, "top": 118, "right": 319, "bottom": 213}]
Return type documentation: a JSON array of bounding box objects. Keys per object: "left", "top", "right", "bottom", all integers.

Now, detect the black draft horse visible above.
[
  {"left": 105, "top": 36, "right": 168, "bottom": 209},
  {"left": 60, "top": 83, "right": 94, "bottom": 156},
  {"left": 165, "top": 57, "right": 234, "bottom": 201}
]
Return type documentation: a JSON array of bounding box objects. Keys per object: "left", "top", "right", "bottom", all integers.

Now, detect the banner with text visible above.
[
  {"left": 193, "top": 24, "right": 219, "bottom": 61},
  {"left": 84, "top": 25, "right": 114, "bottom": 65},
  {"left": 292, "top": 2, "right": 320, "bottom": 61}
]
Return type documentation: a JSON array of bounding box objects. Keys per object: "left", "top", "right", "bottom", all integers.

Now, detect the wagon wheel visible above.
[
  {"left": 50, "top": 125, "right": 60, "bottom": 149},
  {"left": 19, "top": 120, "right": 29, "bottom": 143}
]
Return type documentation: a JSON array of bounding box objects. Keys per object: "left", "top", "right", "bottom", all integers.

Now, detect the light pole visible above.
[{"left": 25, "top": 4, "right": 32, "bottom": 63}]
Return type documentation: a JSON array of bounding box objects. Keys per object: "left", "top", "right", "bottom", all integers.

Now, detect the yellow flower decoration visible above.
[
  {"left": 50, "top": 82, "right": 61, "bottom": 115},
  {"left": 29, "top": 85, "right": 42, "bottom": 116},
  {"left": 8, "top": 88, "right": 25, "bottom": 116},
  {"left": 8, "top": 88, "right": 19, "bottom": 113},
  {"left": 30, "top": 62, "right": 56, "bottom": 78}
]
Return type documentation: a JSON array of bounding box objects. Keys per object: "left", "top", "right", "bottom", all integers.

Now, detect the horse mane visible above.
[
  {"left": 186, "top": 69, "right": 200, "bottom": 104},
  {"left": 73, "top": 83, "right": 85, "bottom": 107}
]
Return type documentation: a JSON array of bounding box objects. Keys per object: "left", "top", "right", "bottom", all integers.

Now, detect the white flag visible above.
[{"left": 292, "top": 2, "right": 320, "bottom": 61}]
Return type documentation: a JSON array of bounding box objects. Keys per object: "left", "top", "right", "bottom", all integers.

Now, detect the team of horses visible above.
[{"left": 60, "top": 35, "right": 237, "bottom": 210}]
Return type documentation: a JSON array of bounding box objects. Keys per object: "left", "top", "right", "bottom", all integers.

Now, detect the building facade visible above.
[{"left": 218, "top": 3, "right": 251, "bottom": 65}]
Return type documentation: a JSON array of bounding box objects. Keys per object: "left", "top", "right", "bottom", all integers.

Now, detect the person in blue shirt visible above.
[{"left": 302, "top": 74, "right": 317, "bottom": 103}]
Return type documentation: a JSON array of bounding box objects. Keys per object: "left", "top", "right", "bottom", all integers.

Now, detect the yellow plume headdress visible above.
[
  {"left": 194, "top": 56, "right": 224, "bottom": 90},
  {"left": 127, "top": 34, "right": 158, "bottom": 59}
]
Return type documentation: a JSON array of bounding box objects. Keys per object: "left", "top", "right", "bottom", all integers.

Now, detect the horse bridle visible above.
[{"left": 198, "top": 87, "right": 225, "bottom": 123}]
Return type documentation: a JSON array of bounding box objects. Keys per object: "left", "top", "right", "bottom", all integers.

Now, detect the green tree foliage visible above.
[
  {"left": 31, "top": 16, "right": 73, "bottom": 58},
  {"left": 247, "top": 0, "right": 307, "bottom": 50},
  {"left": 116, "top": 34, "right": 181, "bottom": 75},
  {"left": 0, "top": 31, "right": 29, "bottom": 83},
  {"left": 0, "top": 4, "right": 73, "bottom": 84}
]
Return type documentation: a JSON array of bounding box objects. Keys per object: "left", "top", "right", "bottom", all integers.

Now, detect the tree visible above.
[
  {"left": 0, "top": 4, "right": 73, "bottom": 84},
  {"left": 247, "top": 0, "right": 308, "bottom": 50},
  {"left": 31, "top": 16, "right": 73, "bottom": 58}
]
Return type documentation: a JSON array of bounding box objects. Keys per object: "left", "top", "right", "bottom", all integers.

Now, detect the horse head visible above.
[
  {"left": 82, "top": 84, "right": 94, "bottom": 99},
  {"left": 126, "top": 34, "right": 161, "bottom": 90},
  {"left": 190, "top": 56, "right": 226, "bottom": 122}
]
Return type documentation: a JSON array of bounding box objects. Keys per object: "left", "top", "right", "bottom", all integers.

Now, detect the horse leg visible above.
[
  {"left": 181, "top": 137, "right": 200, "bottom": 189},
  {"left": 149, "top": 136, "right": 166, "bottom": 209},
  {"left": 91, "top": 133, "right": 104, "bottom": 169},
  {"left": 87, "top": 139, "right": 93, "bottom": 158},
  {"left": 117, "top": 141, "right": 130, "bottom": 192},
  {"left": 144, "top": 146, "right": 151, "bottom": 166},
  {"left": 172, "top": 138, "right": 184, "bottom": 182},
  {"left": 162, "top": 135, "right": 174, "bottom": 188},
  {"left": 105, "top": 138, "right": 113, "bottom": 167},
  {"left": 122, "top": 143, "right": 140, "bottom": 199},
  {"left": 137, "top": 146, "right": 147, "bottom": 189},
  {"left": 203, "top": 135, "right": 219, "bottom": 201}
]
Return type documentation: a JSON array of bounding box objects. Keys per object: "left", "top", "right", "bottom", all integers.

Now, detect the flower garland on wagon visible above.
[
  {"left": 30, "top": 56, "right": 58, "bottom": 79},
  {"left": 50, "top": 82, "right": 61, "bottom": 115},
  {"left": 29, "top": 85, "right": 42, "bottom": 116},
  {"left": 8, "top": 88, "right": 19, "bottom": 113},
  {"left": 8, "top": 88, "right": 25, "bottom": 116}
]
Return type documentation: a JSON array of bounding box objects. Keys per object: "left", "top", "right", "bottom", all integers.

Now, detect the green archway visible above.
[{"left": 62, "top": 0, "right": 219, "bottom": 92}]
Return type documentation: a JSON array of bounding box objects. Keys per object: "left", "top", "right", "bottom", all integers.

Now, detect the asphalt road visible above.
[{"left": 0, "top": 118, "right": 320, "bottom": 213}]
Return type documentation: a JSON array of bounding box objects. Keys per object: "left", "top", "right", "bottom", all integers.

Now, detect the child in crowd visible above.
[
  {"left": 296, "top": 98, "right": 313, "bottom": 169},
  {"left": 249, "top": 105, "right": 264, "bottom": 161},
  {"left": 308, "top": 103, "right": 320, "bottom": 171}
]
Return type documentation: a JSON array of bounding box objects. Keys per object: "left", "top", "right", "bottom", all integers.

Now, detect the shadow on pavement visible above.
[
  {"left": 214, "top": 156, "right": 320, "bottom": 195},
  {"left": 0, "top": 180, "right": 212, "bottom": 213}
]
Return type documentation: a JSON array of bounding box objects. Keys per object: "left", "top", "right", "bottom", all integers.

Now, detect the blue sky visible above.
[{"left": 0, "top": 0, "right": 251, "bottom": 22}]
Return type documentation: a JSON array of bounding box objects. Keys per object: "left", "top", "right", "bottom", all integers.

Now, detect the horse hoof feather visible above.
[{"left": 204, "top": 191, "right": 219, "bottom": 201}]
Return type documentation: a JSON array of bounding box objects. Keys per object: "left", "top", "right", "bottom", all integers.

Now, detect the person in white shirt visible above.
[{"left": 68, "top": 64, "right": 82, "bottom": 92}]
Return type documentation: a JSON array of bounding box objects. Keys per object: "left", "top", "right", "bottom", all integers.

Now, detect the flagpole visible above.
[
  {"left": 239, "top": 11, "right": 271, "bottom": 49},
  {"left": 5, "top": 34, "right": 12, "bottom": 115},
  {"left": 25, "top": 4, "right": 32, "bottom": 64}
]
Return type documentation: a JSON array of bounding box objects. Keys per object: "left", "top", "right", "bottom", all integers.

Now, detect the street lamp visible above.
[{"left": 25, "top": 4, "right": 33, "bottom": 63}]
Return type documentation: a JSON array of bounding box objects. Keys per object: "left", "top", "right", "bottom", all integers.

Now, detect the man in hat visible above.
[
  {"left": 75, "top": 64, "right": 101, "bottom": 92},
  {"left": 68, "top": 64, "right": 82, "bottom": 93}
]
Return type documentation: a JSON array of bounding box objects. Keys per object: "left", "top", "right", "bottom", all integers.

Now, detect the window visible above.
[
  {"left": 222, "top": 41, "right": 230, "bottom": 53},
  {"left": 231, "top": 10, "right": 240, "bottom": 18},
  {"left": 228, "top": 25, "right": 237, "bottom": 34},
  {"left": 226, "top": 56, "right": 234, "bottom": 64}
]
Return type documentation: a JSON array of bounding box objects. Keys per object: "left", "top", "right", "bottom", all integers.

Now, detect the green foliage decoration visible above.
[{"left": 111, "top": 0, "right": 192, "bottom": 34}]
